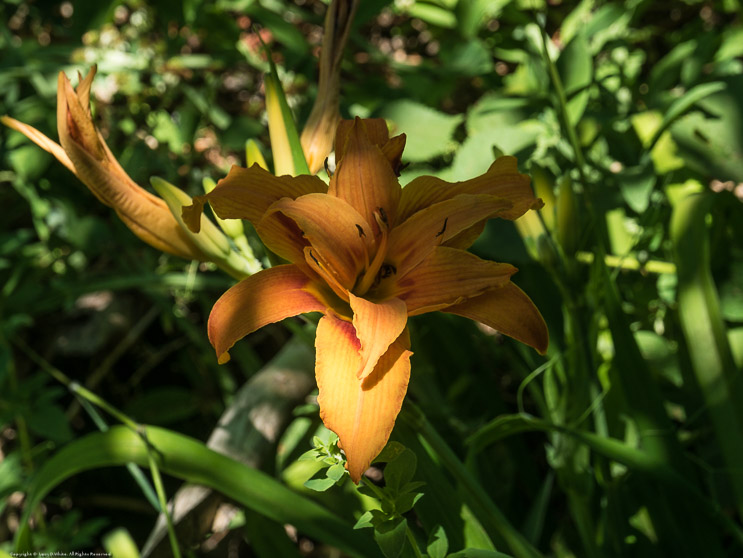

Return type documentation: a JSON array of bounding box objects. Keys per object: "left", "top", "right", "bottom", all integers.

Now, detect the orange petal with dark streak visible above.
[
  {"left": 386, "top": 194, "right": 512, "bottom": 278},
  {"left": 398, "top": 156, "right": 542, "bottom": 222},
  {"left": 385, "top": 247, "right": 517, "bottom": 316}
]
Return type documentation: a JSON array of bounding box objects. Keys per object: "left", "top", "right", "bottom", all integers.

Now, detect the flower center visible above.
[{"left": 354, "top": 208, "right": 391, "bottom": 296}]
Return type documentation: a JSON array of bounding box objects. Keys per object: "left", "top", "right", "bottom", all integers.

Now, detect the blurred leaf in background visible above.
[{"left": 2, "top": 0, "right": 743, "bottom": 556}]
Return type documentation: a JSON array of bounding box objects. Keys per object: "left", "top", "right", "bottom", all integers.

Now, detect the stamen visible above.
[
  {"left": 324, "top": 157, "right": 333, "bottom": 177},
  {"left": 304, "top": 247, "right": 349, "bottom": 301},
  {"left": 378, "top": 206, "right": 388, "bottom": 226},
  {"left": 355, "top": 208, "right": 390, "bottom": 295},
  {"left": 380, "top": 264, "right": 396, "bottom": 278}
]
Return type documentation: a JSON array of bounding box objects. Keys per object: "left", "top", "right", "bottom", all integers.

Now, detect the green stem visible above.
[
  {"left": 5, "top": 362, "right": 34, "bottom": 471},
  {"left": 401, "top": 402, "right": 543, "bottom": 558},
  {"left": 575, "top": 251, "right": 676, "bottom": 274},
  {"left": 147, "top": 440, "right": 183, "bottom": 558},
  {"left": 672, "top": 193, "right": 743, "bottom": 520},
  {"left": 534, "top": 13, "right": 610, "bottom": 256},
  {"left": 536, "top": 16, "right": 587, "bottom": 177},
  {"left": 76, "top": 397, "right": 161, "bottom": 510},
  {"left": 406, "top": 527, "right": 424, "bottom": 558}
]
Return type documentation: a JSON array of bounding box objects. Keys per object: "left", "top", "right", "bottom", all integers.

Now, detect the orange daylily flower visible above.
[
  {"left": 1, "top": 66, "right": 205, "bottom": 260},
  {"left": 183, "top": 118, "right": 548, "bottom": 482}
]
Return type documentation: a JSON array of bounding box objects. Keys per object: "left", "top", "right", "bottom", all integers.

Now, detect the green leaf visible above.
[
  {"left": 26, "top": 403, "right": 73, "bottom": 444},
  {"left": 649, "top": 81, "right": 727, "bottom": 150},
  {"left": 327, "top": 463, "right": 347, "bottom": 482},
  {"left": 15, "top": 426, "right": 380, "bottom": 557},
  {"left": 242, "top": 507, "right": 303, "bottom": 558},
  {"left": 303, "top": 477, "right": 336, "bottom": 492},
  {"left": 374, "top": 517, "right": 408, "bottom": 558},
  {"left": 466, "top": 415, "right": 541, "bottom": 452},
  {"left": 671, "top": 192, "right": 743, "bottom": 518},
  {"left": 243, "top": 4, "right": 309, "bottom": 56},
  {"left": 719, "top": 260, "right": 743, "bottom": 321},
  {"left": 440, "top": 40, "right": 493, "bottom": 76},
  {"left": 405, "top": 3, "right": 457, "bottom": 28},
  {"left": 716, "top": 26, "right": 743, "bottom": 62},
  {"left": 124, "top": 387, "right": 199, "bottom": 425},
  {"left": 394, "top": 490, "right": 425, "bottom": 515},
  {"left": 374, "top": 441, "right": 408, "bottom": 464},
  {"left": 580, "top": 3, "right": 632, "bottom": 52},
  {"left": 264, "top": 63, "right": 310, "bottom": 176},
  {"left": 671, "top": 76, "right": 743, "bottom": 182},
  {"left": 254, "top": 33, "right": 309, "bottom": 177},
  {"left": 102, "top": 528, "right": 140, "bottom": 558},
  {"left": 426, "top": 525, "right": 449, "bottom": 558},
  {"left": 449, "top": 550, "right": 515, "bottom": 558},
  {"left": 729, "top": 328, "right": 743, "bottom": 370},
  {"left": 182, "top": 85, "right": 231, "bottom": 130},
  {"left": 556, "top": 33, "right": 592, "bottom": 125},
  {"left": 378, "top": 100, "right": 463, "bottom": 162},
  {"left": 456, "top": 0, "right": 502, "bottom": 38},
  {"left": 615, "top": 160, "right": 656, "bottom": 214},
  {"left": 559, "top": 0, "right": 595, "bottom": 46},
  {"left": 384, "top": 449, "right": 417, "bottom": 494},
  {"left": 354, "top": 510, "right": 375, "bottom": 530}
]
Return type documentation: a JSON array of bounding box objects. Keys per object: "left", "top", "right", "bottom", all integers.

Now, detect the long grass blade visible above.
[{"left": 15, "top": 426, "right": 380, "bottom": 558}]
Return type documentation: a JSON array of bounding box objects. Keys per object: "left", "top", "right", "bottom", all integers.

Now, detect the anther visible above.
[
  {"left": 324, "top": 158, "right": 333, "bottom": 177},
  {"left": 308, "top": 250, "right": 320, "bottom": 266},
  {"left": 380, "top": 264, "right": 396, "bottom": 279},
  {"left": 356, "top": 224, "right": 366, "bottom": 238}
]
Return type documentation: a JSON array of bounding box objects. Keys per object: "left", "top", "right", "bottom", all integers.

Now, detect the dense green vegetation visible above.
[{"left": 1, "top": 0, "right": 743, "bottom": 556}]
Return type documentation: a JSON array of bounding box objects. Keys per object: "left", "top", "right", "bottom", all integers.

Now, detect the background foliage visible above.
[{"left": 1, "top": 0, "right": 743, "bottom": 556}]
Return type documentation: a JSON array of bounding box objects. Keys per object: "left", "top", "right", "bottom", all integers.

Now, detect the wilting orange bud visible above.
[
  {"left": 2, "top": 66, "right": 206, "bottom": 261},
  {"left": 299, "top": 0, "right": 358, "bottom": 174}
]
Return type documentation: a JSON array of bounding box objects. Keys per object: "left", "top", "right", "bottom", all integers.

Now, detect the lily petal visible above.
[
  {"left": 58, "top": 70, "right": 105, "bottom": 161},
  {"left": 380, "top": 133, "right": 406, "bottom": 175},
  {"left": 335, "top": 119, "right": 405, "bottom": 172},
  {"left": 52, "top": 70, "right": 204, "bottom": 260},
  {"left": 0, "top": 116, "right": 75, "bottom": 173},
  {"left": 208, "top": 264, "right": 331, "bottom": 363},
  {"left": 183, "top": 164, "right": 327, "bottom": 233},
  {"left": 349, "top": 294, "right": 408, "bottom": 380},
  {"left": 258, "top": 193, "right": 372, "bottom": 288},
  {"left": 315, "top": 314, "right": 412, "bottom": 482},
  {"left": 398, "top": 156, "right": 542, "bottom": 222},
  {"left": 444, "top": 282, "right": 549, "bottom": 355},
  {"left": 330, "top": 118, "right": 401, "bottom": 235},
  {"left": 386, "top": 193, "right": 513, "bottom": 278},
  {"left": 383, "top": 246, "right": 517, "bottom": 315},
  {"left": 334, "top": 117, "right": 390, "bottom": 156}
]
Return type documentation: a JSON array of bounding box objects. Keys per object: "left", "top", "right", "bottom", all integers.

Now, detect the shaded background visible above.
[{"left": 1, "top": 0, "right": 743, "bottom": 556}]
